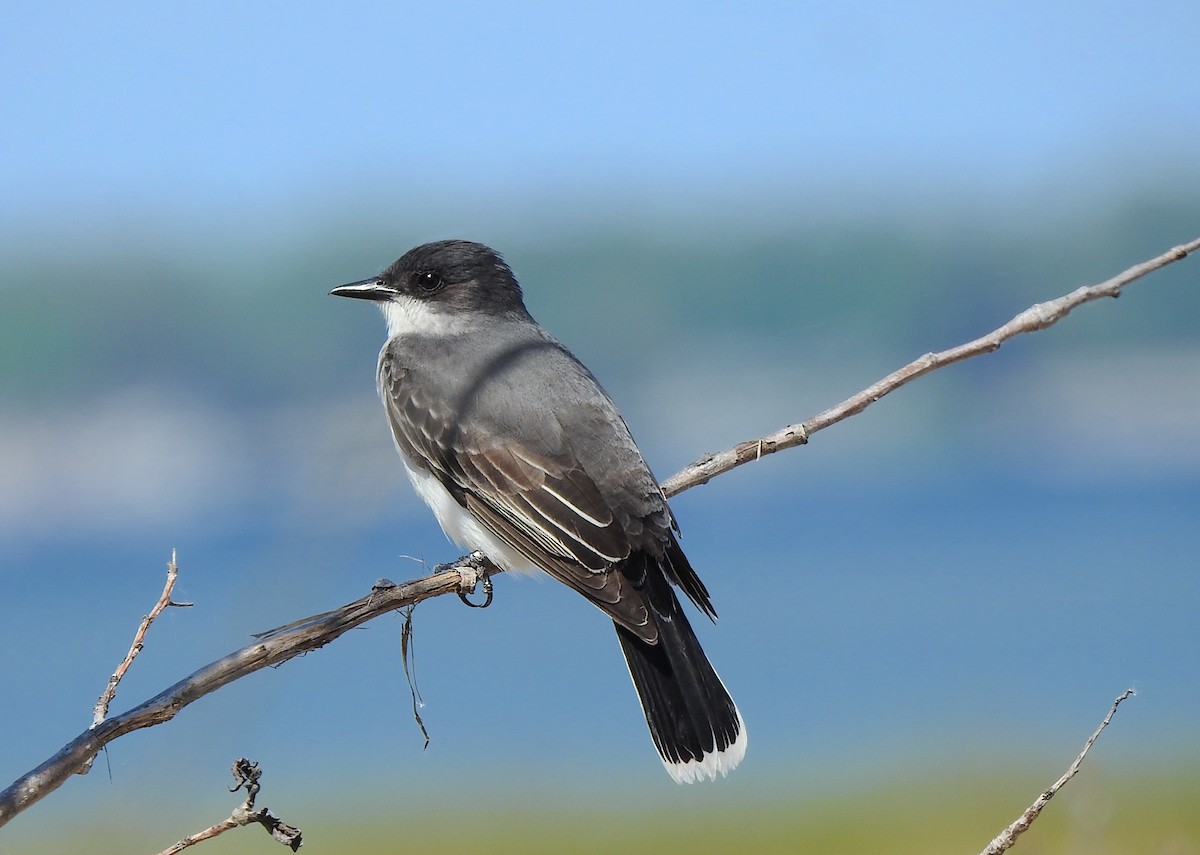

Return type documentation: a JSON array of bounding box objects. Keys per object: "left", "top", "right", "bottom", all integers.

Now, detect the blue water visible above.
[{"left": 4, "top": 465, "right": 1195, "bottom": 811}]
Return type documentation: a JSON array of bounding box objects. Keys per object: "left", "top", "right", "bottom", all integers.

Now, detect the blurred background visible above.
[{"left": 2, "top": 2, "right": 1198, "bottom": 852}]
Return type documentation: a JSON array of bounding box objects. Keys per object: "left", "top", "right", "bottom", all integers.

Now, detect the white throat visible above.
[{"left": 380, "top": 296, "right": 471, "bottom": 339}]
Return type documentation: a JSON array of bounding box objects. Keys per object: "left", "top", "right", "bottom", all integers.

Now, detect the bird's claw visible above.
[{"left": 457, "top": 573, "right": 494, "bottom": 609}]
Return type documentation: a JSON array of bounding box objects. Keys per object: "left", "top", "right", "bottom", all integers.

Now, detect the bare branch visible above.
[
  {"left": 91, "top": 549, "right": 192, "bottom": 730},
  {"left": 979, "top": 689, "right": 1135, "bottom": 855},
  {"left": 0, "top": 552, "right": 495, "bottom": 827},
  {"left": 662, "top": 236, "right": 1200, "bottom": 496},
  {"left": 1, "top": 236, "right": 1195, "bottom": 829},
  {"left": 155, "top": 759, "right": 301, "bottom": 854},
  {"left": 156, "top": 814, "right": 240, "bottom": 853}
]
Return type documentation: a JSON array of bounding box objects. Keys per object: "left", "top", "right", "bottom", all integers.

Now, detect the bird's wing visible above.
[{"left": 379, "top": 340, "right": 661, "bottom": 641}]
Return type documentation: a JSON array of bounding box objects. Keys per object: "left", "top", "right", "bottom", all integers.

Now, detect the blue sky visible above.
[{"left": 3, "top": 1, "right": 1199, "bottom": 235}]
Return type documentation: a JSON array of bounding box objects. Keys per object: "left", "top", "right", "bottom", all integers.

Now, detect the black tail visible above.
[{"left": 615, "top": 551, "right": 745, "bottom": 783}]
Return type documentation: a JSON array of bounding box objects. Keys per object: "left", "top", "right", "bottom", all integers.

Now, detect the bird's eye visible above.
[{"left": 415, "top": 271, "right": 444, "bottom": 292}]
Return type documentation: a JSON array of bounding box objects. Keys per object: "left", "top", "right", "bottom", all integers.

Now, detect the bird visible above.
[{"left": 331, "top": 239, "right": 745, "bottom": 783}]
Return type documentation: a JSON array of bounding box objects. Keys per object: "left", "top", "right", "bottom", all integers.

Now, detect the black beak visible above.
[{"left": 330, "top": 276, "right": 393, "bottom": 301}]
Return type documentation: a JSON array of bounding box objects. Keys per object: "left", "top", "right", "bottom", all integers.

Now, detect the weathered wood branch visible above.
[
  {"left": 662, "top": 236, "right": 1199, "bottom": 496},
  {"left": 979, "top": 689, "right": 1135, "bottom": 855}
]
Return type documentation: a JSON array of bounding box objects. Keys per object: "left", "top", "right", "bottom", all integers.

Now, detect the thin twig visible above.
[
  {"left": 979, "top": 689, "right": 1135, "bottom": 855},
  {"left": 0, "top": 237, "right": 1195, "bottom": 829},
  {"left": 156, "top": 815, "right": 239, "bottom": 853},
  {"left": 661, "top": 236, "right": 1200, "bottom": 496},
  {"left": 91, "top": 549, "right": 192, "bottom": 729},
  {"left": 155, "top": 759, "right": 301, "bottom": 854}
]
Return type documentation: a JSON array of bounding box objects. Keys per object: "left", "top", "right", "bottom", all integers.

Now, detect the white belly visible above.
[{"left": 402, "top": 458, "right": 536, "bottom": 575}]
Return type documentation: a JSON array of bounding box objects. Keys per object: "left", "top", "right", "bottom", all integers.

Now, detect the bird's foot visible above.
[{"left": 456, "top": 552, "right": 495, "bottom": 608}]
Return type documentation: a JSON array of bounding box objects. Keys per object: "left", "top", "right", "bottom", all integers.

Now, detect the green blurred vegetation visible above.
[
  {"left": 42, "top": 767, "right": 1200, "bottom": 853},
  {"left": 2, "top": 192, "right": 1197, "bottom": 409}
]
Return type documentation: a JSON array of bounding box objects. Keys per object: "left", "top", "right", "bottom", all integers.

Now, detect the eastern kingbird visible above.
[{"left": 332, "top": 240, "right": 745, "bottom": 783}]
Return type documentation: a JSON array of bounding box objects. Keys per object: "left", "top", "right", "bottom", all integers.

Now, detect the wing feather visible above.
[{"left": 378, "top": 341, "right": 661, "bottom": 640}]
